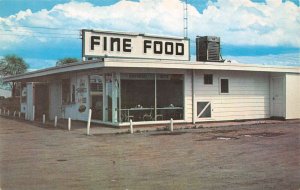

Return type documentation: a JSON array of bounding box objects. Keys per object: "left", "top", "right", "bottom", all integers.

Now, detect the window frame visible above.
[
  {"left": 204, "top": 74, "right": 213, "bottom": 85},
  {"left": 120, "top": 73, "right": 185, "bottom": 122},
  {"left": 197, "top": 101, "right": 212, "bottom": 118},
  {"left": 219, "top": 78, "right": 230, "bottom": 94}
]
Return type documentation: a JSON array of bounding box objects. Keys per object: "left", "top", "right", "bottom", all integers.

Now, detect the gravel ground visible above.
[{"left": 0, "top": 117, "right": 300, "bottom": 190}]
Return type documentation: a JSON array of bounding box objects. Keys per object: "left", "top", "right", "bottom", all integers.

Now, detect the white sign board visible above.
[{"left": 82, "top": 30, "right": 190, "bottom": 61}]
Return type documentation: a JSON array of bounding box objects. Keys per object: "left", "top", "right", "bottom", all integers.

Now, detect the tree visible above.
[
  {"left": 0, "top": 55, "right": 28, "bottom": 97},
  {"left": 56, "top": 57, "right": 79, "bottom": 66}
]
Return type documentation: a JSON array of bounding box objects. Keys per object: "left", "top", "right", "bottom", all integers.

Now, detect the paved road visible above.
[{"left": 0, "top": 117, "right": 300, "bottom": 190}]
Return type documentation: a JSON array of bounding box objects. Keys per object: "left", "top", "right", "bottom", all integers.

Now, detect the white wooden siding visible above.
[
  {"left": 285, "top": 73, "right": 300, "bottom": 119},
  {"left": 194, "top": 70, "right": 270, "bottom": 122}
]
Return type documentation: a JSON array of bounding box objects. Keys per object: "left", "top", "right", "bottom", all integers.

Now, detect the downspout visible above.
[{"left": 192, "top": 69, "right": 196, "bottom": 124}]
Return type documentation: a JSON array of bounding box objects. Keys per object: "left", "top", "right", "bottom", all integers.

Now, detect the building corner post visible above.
[{"left": 192, "top": 70, "right": 196, "bottom": 124}]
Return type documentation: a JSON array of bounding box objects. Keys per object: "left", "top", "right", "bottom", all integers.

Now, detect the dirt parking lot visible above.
[{"left": 0, "top": 117, "right": 300, "bottom": 190}]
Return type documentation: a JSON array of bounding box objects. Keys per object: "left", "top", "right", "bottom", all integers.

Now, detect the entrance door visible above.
[
  {"left": 271, "top": 77, "right": 284, "bottom": 117},
  {"left": 35, "top": 84, "right": 49, "bottom": 120},
  {"left": 90, "top": 75, "right": 103, "bottom": 121},
  {"left": 104, "top": 74, "right": 113, "bottom": 122}
]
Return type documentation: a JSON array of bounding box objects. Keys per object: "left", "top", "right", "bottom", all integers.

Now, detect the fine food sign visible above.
[{"left": 82, "top": 30, "right": 189, "bottom": 61}]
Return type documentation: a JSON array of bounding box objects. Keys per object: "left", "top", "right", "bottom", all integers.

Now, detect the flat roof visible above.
[
  {"left": 104, "top": 58, "right": 300, "bottom": 73},
  {"left": 3, "top": 58, "right": 300, "bottom": 82}
]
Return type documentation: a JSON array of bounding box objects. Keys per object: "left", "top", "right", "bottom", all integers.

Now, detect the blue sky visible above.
[{"left": 0, "top": 0, "right": 299, "bottom": 70}]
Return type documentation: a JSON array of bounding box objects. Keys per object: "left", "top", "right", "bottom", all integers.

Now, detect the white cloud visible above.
[
  {"left": 0, "top": 0, "right": 299, "bottom": 49},
  {"left": 188, "top": 0, "right": 300, "bottom": 47}
]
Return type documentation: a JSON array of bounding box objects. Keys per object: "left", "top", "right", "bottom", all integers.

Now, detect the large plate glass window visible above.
[
  {"left": 120, "top": 73, "right": 155, "bottom": 122},
  {"left": 119, "top": 73, "right": 184, "bottom": 122},
  {"left": 156, "top": 74, "right": 184, "bottom": 120}
]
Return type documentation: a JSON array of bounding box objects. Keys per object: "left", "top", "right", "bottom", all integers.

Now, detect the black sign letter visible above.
[
  {"left": 103, "top": 37, "right": 107, "bottom": 51},
  {"left": 154, "top": 41, "right": 163, "bottom": 54},
  {"left": 111, "top": 38, "right": 121, "bottom": 51},
  {"left": 123, "top": 38, "right": 132, "bottom": 52},
  {"left": 91, "top": 36, "right": 100, "bottom": 50},
  {"left": 176, "top": 43, "right": 184, "bottom": 55},
  {"left": 144, "top": 40, "right": 152, "bottom": 53},
  {"left": 165, "top": 42, "right": 174, "bottom": 55}
]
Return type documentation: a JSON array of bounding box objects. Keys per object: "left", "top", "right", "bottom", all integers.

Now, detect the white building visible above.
[{"left": 3, "top": 30, "right": 300, "bottom": 126}]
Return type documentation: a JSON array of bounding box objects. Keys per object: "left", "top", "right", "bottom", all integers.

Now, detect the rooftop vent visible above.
[{"left": 196, "top": 36, "right": 221, "bottom": 62}]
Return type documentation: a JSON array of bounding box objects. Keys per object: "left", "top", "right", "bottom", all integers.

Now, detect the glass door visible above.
[
  {"left": 90, "top": 75, "right": 103, "bottom": 120},
  {"left": 104, "top": 74, "right": 113, "bottom": 122}
]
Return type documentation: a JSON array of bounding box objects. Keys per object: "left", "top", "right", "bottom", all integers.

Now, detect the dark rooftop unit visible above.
[{"left": 196, "top": 36, "right": 221, "bottom": 62}]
